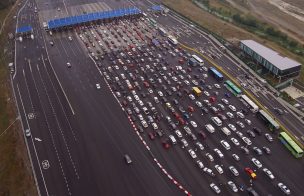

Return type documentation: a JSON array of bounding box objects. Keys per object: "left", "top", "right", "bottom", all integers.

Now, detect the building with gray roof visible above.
[{"left": 240, "top": 40, "right": 301, "bottom": 81}]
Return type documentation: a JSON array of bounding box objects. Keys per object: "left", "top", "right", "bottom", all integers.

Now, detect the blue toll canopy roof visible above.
[
  {"left": 151, "top": 5, "right": 163, "bottom": 11},
  {"left": 16, "top": 25, "right": 33, "bottom": 34},
  {"left": 47, "top": 7, "right": 141, "bottom": 30}
]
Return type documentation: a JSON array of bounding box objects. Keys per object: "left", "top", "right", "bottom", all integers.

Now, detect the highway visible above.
[
  {"left": 11, "top": 0, "right": 304, "bottom": 195},
  {"left": 13, "top": 0, "right": 183, "bottom": 195}
]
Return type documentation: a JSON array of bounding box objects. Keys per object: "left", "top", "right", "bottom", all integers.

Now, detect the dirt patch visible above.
[
  {"left": 229, "top": 0, "right": 304, "bottom": 44},
  {"left": 0, "top": 2, "right": 38, "bottom": 196}
]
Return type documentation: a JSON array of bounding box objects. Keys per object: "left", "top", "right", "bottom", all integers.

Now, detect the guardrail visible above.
[{"left": 179, "top": 43, "right": 304, "bottom": 150}]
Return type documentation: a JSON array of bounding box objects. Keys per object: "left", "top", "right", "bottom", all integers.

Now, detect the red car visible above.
[
  {"left": 162, "top": 138, "right": 171, "bottom": 149},
  {"left": 188, "top": 106, "right": 194, "bottom": 113},
  {"left": 209, "top": 96, "right": 216, "bottom": 103},
  {"left": 173, "top": 112, "right": 180, "bottom": 119},
  {"left": 198, "top": 130, "right": 207, "bottom": 140},
  {"left": 177, "top": 117, "right": 186, "bottom": 125},
  {"left": 148, "top": 132, "right": 155, "bottom": 140},
  {"left": 245, "top": 167, "right": 257, "bottom": 179}
]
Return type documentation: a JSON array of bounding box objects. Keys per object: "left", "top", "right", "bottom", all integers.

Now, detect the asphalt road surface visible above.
[{"left": 12, "top": 0, "right": 304, "bottom": 196}]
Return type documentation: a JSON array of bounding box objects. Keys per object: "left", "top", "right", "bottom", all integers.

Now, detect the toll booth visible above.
[{"left": 16, "top": 25, "right": 33, "bottom": 38}]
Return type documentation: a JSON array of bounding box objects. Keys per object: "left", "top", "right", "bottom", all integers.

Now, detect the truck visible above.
[{"left": 192, "top": 87, "right": 202, "bottom": 97}]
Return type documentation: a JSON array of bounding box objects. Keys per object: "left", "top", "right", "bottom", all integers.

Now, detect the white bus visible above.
[
  {"left": 240, "top": 95, "right": 259, "bottom": 113},
  {"left": 192, "top": 54, "right": 204, "bottom": 66}
]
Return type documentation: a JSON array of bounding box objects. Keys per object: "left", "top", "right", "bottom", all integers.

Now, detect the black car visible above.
[
  {"left": 253, "top": 127, "right": 262, "bottom": 135},
  {"left": 172, "top": 99, "right": 179, "bottom": 105},
  {"left": 137, "top": 125, "right": 144, "bottom": 133}
]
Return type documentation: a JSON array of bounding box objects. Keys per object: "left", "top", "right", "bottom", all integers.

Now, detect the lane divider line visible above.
[{"left": 89, "top": 55, "right": 192, "bottom": 196}]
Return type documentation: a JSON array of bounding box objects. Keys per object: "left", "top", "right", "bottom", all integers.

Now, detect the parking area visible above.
[{"left": 60, "top": 15, "right": 300, "bottom": 195}]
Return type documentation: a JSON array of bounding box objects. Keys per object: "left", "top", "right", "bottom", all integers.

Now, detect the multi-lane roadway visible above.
[{"left": 11, "top": 0, "right": 304, "bottom": 195}]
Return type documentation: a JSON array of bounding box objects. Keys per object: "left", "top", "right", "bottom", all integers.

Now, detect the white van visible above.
[
  {"left": 221, "top": 127, "right": 231, "bottom": 136},
  {"left": 211, "top": 117, "right": 222, "bottom": 127},
  {"left": 205, "top": 124, "right": 215, "bottom": 133},
  {"left": 169, "top": 135, "right": 177, "bottom": 144}
]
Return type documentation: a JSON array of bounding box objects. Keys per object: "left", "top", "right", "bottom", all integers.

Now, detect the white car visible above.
[
  {"left": 226, "top": 112, "right": 234, "bottom": 118},
  {"left": 228, "top": 124, "right": 236, "bottom": 131},
  {"left": 228, "top": 105, "right": 236, "bottom": 112},
  {"left": 192, "top": 80, "right": 198, "bottom": 85},
  {"left": 190, "top": 121, "right": 197, "bottom": 128},
  {"left": 154, "top": 97, "right": 159, "bottom": 103},
  {"left": 227, "top": 181, "right": 238, "bottom": 192},
  {"left": 232, "top": 154, "right": 240, "bottom": 161},
  {"left": 251, "top": 157, "right": 262, "bottom": 168},
  {"left": 189, "top": 94, "right": 195, "bottom": 100},
  {"left": 196, "top": 160, "right": 204, "bottom": 169},
  {"left": 229, "top": 166, "right": 239, "bottom": 176},
  {"left": 68, "top": 36, "right": 73, "bottom": 41},
  {"left": 278, "top": 182, "right": 291, "bottom": 195},
  {"left": 263, "top": 168, "right": 275, "bottom": 180},
  {"left": 245, "top": 119, "right": 252, "bottom": 125},
  {"left": 96, "top": 83, "right": 101, "bottom": 89},
  {"left": 242, "top": 137, "right": 252, "bottom": 145},
  {"left": 175, "top": 130, "right": 183, "bottom": 138},
  {"left": 210, "top": 183, "right": 221, "bottom": 194},
  {"left": 127, "top": 96, "right": 133, "bottom": 102},
  {"left": 184, "top": 80, "right": 190, "bottom": 85},
  {"left": 141, "top": 120, "right": 148, "bottom": 128},
  {"left": 221, "top": 98, "right": 229, "bottom": 105},
  {"left": 236, "top": 121, "right": 245, "bottom": 128},
  {"left": 152, "top": 123, "right": 158, "bottom": 130},
  {"left": 195, "top": 142, "right": 204, "bottom": 151},
  {"left": 214, "top": 84, "right": 221, "bottom": 89},
  {"left": 220, "top": 140, "right": 231, "bottom": 150},
  {"left": 214, "top": 148, "right": 224, "bottom": 158},
  {"left": 206, "top": 153, "right": 214, "bottom": 162},
  {"left": 181, "top": 139, "right": 188, "bottom": 147},
  {"left": 204, "top": 91, "right": 210, "bottom": 96},
  {"left": 236, "top": 112, "right": 245, "bottom": 118},
  {"left": 195, "top": 101, "right": 203, "bottom": 108},
  {"left": 25, "top": 129, "right": 31, "bottom": 137},
  {"left": 215, "top": 165, "right": 223, "bottom": 174},
  {"left": 188, "top": 149, "right": 197, "bottom": 159},
  {"left": 158, "top": 91, "right": 163, "bottom": 97},
  {"left": 230, "top": 138, "right": 240, "bottom": 146}
]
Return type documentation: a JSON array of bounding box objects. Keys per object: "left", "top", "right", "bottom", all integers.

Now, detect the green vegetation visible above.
[
  {"left": 280, "top": 91, "right": 296, "bottom": 105},
  {"left": 193, "top": 0, "right": 304, "bottom": 83}
]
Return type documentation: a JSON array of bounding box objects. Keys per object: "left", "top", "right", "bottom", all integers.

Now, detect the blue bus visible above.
[{"left": 209, "top": 67, "right": 224, "bottom": 81}]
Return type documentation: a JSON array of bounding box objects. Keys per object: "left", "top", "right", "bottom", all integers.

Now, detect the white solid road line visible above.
[
  {"left": 41, "top": 55, "right": 78, "bottom": 142},
  {"left": 33, "top": 3, "right": 75, "bottom": 116},
  {"left": 14, "top": 0, "right": 30, "bottom": 80},
  {"left": 16, "top": 83, "right": 47, "bottom": 196},
  {"left": 36, "top": 64, "right": 80, "bottom": 180},
  {"left": 41, "top": 43, "right": 75, "bottom": 115},
  {"left": 28, "top": 62, "right": 72, "bottom": 196}
]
